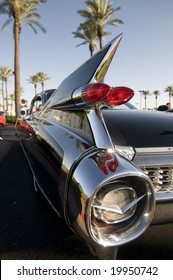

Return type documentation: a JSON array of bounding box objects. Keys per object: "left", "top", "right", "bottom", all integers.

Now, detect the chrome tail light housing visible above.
[
  {"left": 86, "top": 174, "right": 155, "bottom": 247},
  {"left": 66, "top": 151, "right": 155, "bottom": 248}
]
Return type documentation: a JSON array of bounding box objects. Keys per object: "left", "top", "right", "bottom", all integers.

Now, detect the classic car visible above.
[
  {"left": 18, "top": 33, "right": 173, "bottom": 259},
  {"left": 0, "top": 111, "right": 6, "bottom": 126}
]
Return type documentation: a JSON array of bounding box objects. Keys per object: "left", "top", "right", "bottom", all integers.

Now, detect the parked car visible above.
[
  {"left": 20, "top": 89, "right": 56, "bottom": 118},
  {"left": 18, "top": 34, "right": 173, "bottom": 259},
  {"left": 0, "top": 111, "right": 6, "bottom": 126},
  {"left": 28, "top": 88, "right": 56, "bottom": 115}
]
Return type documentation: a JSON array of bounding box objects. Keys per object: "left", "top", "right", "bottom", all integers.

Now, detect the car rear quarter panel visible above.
[{"left": 19, "top": 115, "right": 93, "bottom": 217}]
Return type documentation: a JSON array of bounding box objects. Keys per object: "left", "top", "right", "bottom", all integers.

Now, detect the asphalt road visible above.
[{"left": 0, "top": 126, "right": 173, "bottom": 260}]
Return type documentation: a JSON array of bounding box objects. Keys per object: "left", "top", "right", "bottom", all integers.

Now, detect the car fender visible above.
[{"left": 65, "top": 149, "right": 155, "bottom": 247}]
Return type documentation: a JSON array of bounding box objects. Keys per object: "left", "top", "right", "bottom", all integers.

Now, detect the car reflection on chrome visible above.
[{"left": 17, "top": 34, "right": 173, "bottom": 259}]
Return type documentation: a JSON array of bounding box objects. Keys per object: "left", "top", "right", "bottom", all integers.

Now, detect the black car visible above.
[{"left": 18, "top": 34, "right": 173, "bottom": 259}]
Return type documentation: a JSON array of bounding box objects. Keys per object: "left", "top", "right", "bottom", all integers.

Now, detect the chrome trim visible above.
[
  {"left": 92, "top": 33, "right": 123, "bottom": 83},
  {"left": 92, "top": 194, "right": 146, "bottom": 214},
  {"left": 64, "top": 146, "right": 98, "bottom": 226},
  {"left": 136, "top": 147, "right": 173, "bottom": 155},
  {"left": 134, "top": 149, "right": 173, "bottom": 201},
  {"left": 115, "top": 145, "right": 135, "bottom": 160},
  {"left": 140, "top": 165, "right": 173, "bottom": 200},
  {"left": 87, "top": 109, "right": 114, "bottom": 150},
  {"left": 156, "top": 192, "right": 173, "bottom": 201},
  {"left": 85, "top": 152, "right": 155, "bottom": 247}
]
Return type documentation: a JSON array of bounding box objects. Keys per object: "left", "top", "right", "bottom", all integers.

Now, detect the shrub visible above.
[{"left": 6, "top": 115, "right": 16, "bottom": 124}]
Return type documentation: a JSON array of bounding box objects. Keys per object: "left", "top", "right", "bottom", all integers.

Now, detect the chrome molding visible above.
[
  {"left": 92, "top": 194, "right": 146, "bottom": 215},
  {"left": 87, "top": 109, "right": 114, "bottom": 150},
  {"left": 140, "top": 165, "right": 173, "bottom": 201},
  {"left": 156, "top": 192, "right": 173, "bottom": 201},
  {"left": 92, "top": 33, "right": 123, "bottom": 83},
  {"left": 136, "top": 147, "right": 173, "bottom": 155},
  {"left": 133, "top": 147, "right": 173, "bottom": 201}
]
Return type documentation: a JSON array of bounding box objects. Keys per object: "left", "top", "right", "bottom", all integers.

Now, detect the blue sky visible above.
[{"left": 0, "top": 0, "right": 173, "bottom": 109}]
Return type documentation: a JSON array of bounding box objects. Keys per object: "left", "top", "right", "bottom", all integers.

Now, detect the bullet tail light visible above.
[
  {"left": 73, "top": 83, "right": 134, "bottom": 108},
  {"left": 106, "top": 86, "right": 135, "bottom": 106}
]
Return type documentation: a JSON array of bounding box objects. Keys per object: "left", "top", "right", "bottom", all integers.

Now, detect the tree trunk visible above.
[
  {"left": 89, "top": 42, "right": 94, "bottom": 56},
  {"left": 97, "top": 25, "right": 103, "bottom": 49},
  {"left": 98, "top": 35, "right": 103, "bottom": 49},
  {"left": 34, "top": 84, "right": 37, "bottom": 95},
  {"left": 5, "top": 81, "right": 8, "bottom": 113},
  {"left": 41, "top": 82, "right": 44, "bottom": 91},
  {"left": 14, "top": 18, "right": 21, "bottom": 118},
  {"left": 169, "top": 93, "right": 172, "bottom": 107},
  {"left": 1, "top": 81, "right": 5, "bottom": 111},
  {"left": 155, "top": 96, "right": 157, "bottom": 110},
  {"left": 145, "top": 96, "right": 147, "bottom": 110}
]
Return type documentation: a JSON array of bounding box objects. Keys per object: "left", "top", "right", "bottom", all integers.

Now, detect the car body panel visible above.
[
  {"left": 102, "top": 109, "right": 173, "bottom": 202},
  {"left": 103, "top": 109, "right": 173, "bottom": 148}
]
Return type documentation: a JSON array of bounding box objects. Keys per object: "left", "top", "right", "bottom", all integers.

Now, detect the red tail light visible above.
[
  {"left": 81, "top": 84, "right": 134, "bottom": 107},
  {"left": 106, "top": 86, "right": 134, "bottom": 106},
  {"left": 82, "top": 83, "right": 110, "bottom": 104}
]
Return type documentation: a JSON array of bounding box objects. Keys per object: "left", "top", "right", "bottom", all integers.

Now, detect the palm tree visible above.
[
  {"left": 139, "top": 90, "right": 150, "bottom": 110},
  {"left": 37, "top": 71, "right": 50, "bottom": 91},
  {"left": 77, "top": 0, "right": 123, "bottom": 49},
  {"left": 27, "top": 74, "right": 40, "bottom": 95},
  {"left": 153, "top": 90, "right": 160, "bottom": 110},
  {"left": 0, "top": 0, "right": 47, "bottom": 118},
  {"left": 0, "top": 66, "right": 13, "bottom": 112},
  {"left": 73, "top": 21, "right": 98, "bottom": 56},
  {"left": 164, "top": 85, "right": 173, "bottom": 106}
]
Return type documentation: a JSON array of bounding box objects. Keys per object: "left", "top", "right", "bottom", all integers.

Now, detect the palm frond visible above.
[
  {"left": 76, "top": 0, "right": 123, "bottom": 49},
  {"left": 106, "top": 19, "right": 124, "bottom": 26},
  {"left": 1, "top": 18, "right": 13, "bottom": 31}
]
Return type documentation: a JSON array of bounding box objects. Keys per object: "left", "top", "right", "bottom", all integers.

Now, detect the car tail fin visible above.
[{"left": 47, "top": 33, "right": 123, "bottom": 109}]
